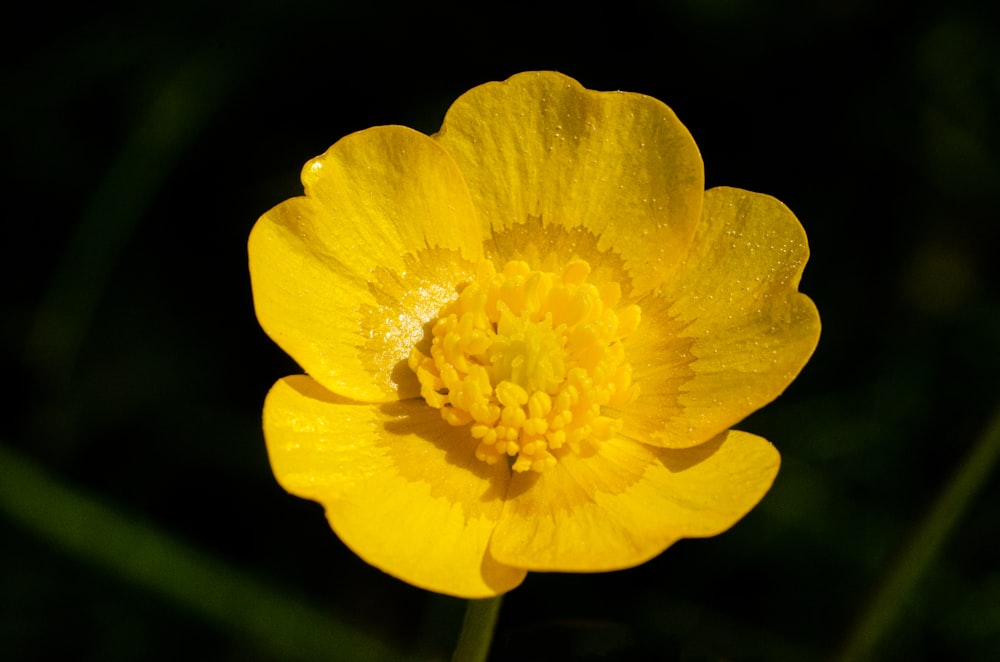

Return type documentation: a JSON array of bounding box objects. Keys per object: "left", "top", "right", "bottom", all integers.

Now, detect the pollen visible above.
[{"left": 408, "top": 259, "right": 640, "bottom": 473}]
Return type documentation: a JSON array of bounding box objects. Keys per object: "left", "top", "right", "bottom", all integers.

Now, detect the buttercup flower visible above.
[{"left": 249, "top": 71, "right": 820, "bottom": 598}]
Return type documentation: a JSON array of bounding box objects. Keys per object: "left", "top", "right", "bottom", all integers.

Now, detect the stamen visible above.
[{"left": 408, "top": 260, "right": 640, "bottom": 472}]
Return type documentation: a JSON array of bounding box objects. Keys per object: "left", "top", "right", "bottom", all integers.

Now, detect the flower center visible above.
[{"left": 408, "top": 259, "right": 640, "bottom": 473}]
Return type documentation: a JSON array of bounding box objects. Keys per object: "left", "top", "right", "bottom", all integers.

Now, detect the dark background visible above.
[{"left": 3, "top": 1, "right": 998, "bottom": 660}]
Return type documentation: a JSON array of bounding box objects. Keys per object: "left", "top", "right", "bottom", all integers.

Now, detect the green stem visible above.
[
  {"left": 838, "top": 404, "right": 1000, "bottom": 662},
  {"left": 452, "top": 595, "right": 504, "bottom": 662}
]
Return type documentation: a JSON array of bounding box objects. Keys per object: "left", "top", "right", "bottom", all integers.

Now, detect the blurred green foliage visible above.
[{"left": 2, "top": 0, "right": 998, "bottom": 660}]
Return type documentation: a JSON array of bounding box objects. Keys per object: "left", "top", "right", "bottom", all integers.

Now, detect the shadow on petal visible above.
[
  {"left": 380, "top": 400, "right": 511, "bottom": 507},
  {"left": 657, "top": 431, "right": 727, "bottom": 472}
]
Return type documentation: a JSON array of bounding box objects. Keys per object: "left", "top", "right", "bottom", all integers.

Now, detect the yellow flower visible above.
[{"left": 248, "top": 71, "right": 820, "bottom": 598}]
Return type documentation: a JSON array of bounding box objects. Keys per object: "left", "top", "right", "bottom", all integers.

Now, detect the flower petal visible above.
[
  {"left": 625, "top": 187, "right": 821, "bottom": 448},
  {"left": 248, "top": 126, "right": 482, "bottom": 401},
  {"left": 490, "top": 431, "right": 780, "bottom": 571},
  {"left": 264, "top": 375, "right": 525, "bottom": 598},
  {"left": 434, "top": 71, "right": 704, "bottom": 296}
]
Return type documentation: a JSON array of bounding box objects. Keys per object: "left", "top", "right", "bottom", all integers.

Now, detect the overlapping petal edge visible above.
[{"left": 249, "top": 71, "right": 821, "bottom": 598}]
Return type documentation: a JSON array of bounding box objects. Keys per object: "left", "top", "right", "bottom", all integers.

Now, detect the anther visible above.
[{"left": 410, "top": 259, "right": 640, "bottom": 473}]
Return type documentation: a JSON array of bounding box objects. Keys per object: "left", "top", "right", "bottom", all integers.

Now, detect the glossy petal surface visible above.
[
  {"left": 625, "top": 187, "right": 821, "bottom": 448},
  {"left": 490, "top": 431, "right": 779, "bottom": 569},
  {"left": 434, "top": 71, "right": 704, "bottom": 297},
  {"left": 249, "top": 126, "right": 482, "bottom": 401},
  {"left": 264, "top": 375, "right": 525, "bottom": 598}
]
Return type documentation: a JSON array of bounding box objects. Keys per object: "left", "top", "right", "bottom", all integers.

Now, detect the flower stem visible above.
[
  {"left": 452, "top": 595, "right": 504, "bottom": 662},
  {"left": 837, "top": 404, "right": 1000, "bottom": 661}
]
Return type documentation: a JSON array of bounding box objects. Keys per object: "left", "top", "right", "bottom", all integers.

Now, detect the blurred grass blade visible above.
[
  {"left": 0, "top": 441, "right": 412, "bottom": 661},
  {"left": 838, "top": 405, "right": 1000, "bottom": 661}
]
